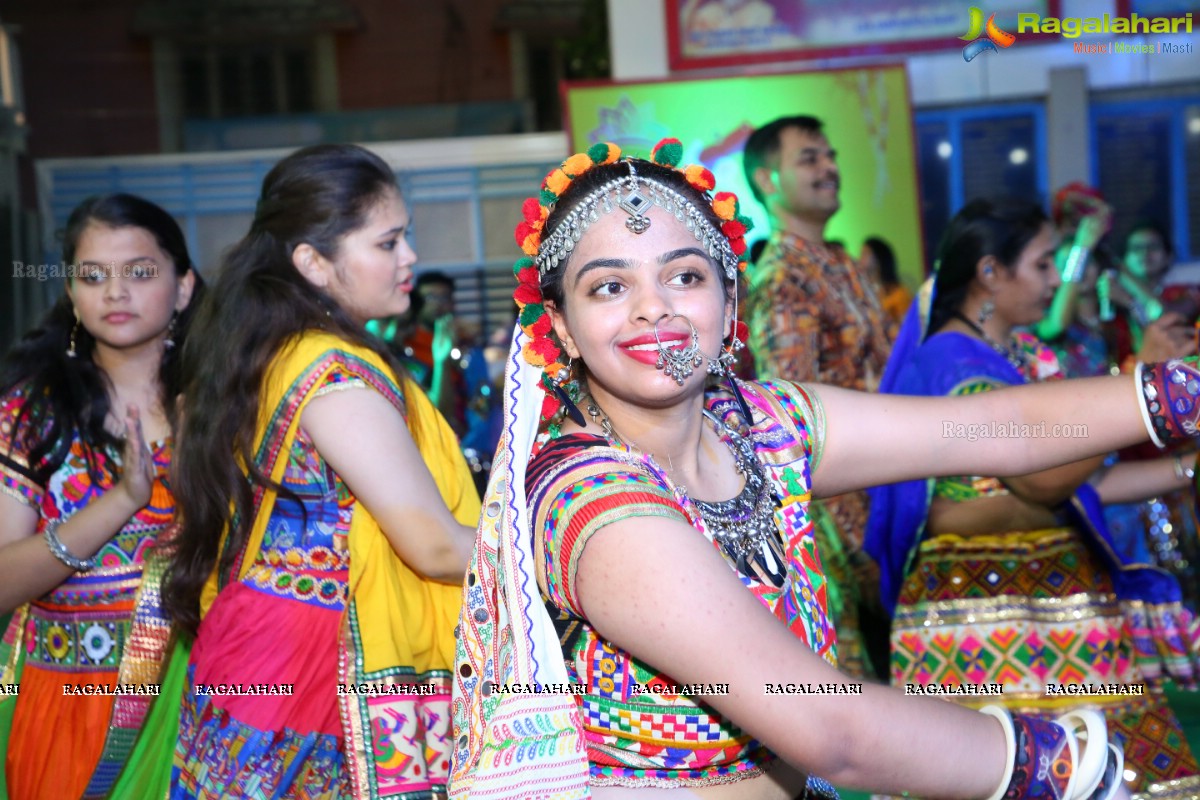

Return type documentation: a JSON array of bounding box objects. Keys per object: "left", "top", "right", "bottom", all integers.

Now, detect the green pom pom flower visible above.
[
  {"left": 587, "top": 142, "right": 614, "bottom": 164},
  {"left": 519, "top": 303, "right": 545, "bottom": 327},
  {"left": 651, "top": 138, "right": 684, "bottom": 167}
]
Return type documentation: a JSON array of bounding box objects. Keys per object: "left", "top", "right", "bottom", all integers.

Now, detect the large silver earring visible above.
[
  {"left": 66, "top": 319, "right": 79, "bottom": 358},
  {"left": 707, "top": 319, "right": 744, "bottom": 377},
  {"left": 708, "top": 318, "right": 755, "bottom": 423},
  {"left": 654, "top": 316, "right": 703, "bottom": 385},
  {"left": 977, "top": 299, "right": 995, "bottom": 326},
  {"left": 549, "top": 358, "right": 585, "bottom": 427}
]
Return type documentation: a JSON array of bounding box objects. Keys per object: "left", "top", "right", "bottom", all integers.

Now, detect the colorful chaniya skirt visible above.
[
  {"left": 889, "top": 525, "right": 1200, "bottom": 799},
  {"left": 169, "top": 519, "right": 453, "bottom": 799},
  {"left": 169, "top": 564, "right": 352, "bottom": 799}
]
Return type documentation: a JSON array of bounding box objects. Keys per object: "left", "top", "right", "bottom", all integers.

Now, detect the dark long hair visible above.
[
  {"left": 0, "top": 193, "right": 201, "bottom": 485},
  {"left": 927, "top": 197, "right": 1049, "bottom": 338},
  {"left": 164, "top": 143, "right": 418, "bottom": 633},
  {"left": 864, "top": 236, "right": 898, "bottom": 286}
]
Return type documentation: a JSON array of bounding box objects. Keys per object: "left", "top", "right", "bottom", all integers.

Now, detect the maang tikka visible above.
[
  {"left": 533, "top": 159, "right": 742, "bottom": 282},
  {"left": 618, "top": 162, "right": 652, "bottom": 234}
]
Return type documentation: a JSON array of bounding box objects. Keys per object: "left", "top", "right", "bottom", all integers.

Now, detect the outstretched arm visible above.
[
  {"left": 1039, "top": 206, "right": 1111, "bottom": 342},
  {"left": 302, "top": 385, "right": 475, "bottom": 583},
  {"left": 1090, "top": 453, "right": 1196, "bottom": 504},
  {"left": 810, "top": 374, "right": 1149, "bottom": 498},
  {"left": 575, "top": 514, "right": 1008, "bottom": 798}
]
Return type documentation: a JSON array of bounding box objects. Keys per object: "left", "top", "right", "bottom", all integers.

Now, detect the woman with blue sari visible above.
[{"left": 867, "top": 198, "right": 1200, "bottom": 799}]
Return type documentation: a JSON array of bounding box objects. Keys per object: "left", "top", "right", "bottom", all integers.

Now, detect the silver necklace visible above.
[
  {"left": 953, "top": 312, "right": 1028, "bottom": 373},
  {"left": 583, "top": 398, "right": 785, "bottom": 586}
]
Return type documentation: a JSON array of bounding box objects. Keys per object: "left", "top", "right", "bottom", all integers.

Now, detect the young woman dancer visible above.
[
  {"left": 447, "top": 141, "right": 1172, "bottom": 799},
  {"left": 164, "top": 144, "right": 478, "bottom": 799},
  {"left": 868, "top": 197, "right": 1199, "bottom": 800},
  {"left": 0, "top": 193, "right": 198, "bottom": 799}
]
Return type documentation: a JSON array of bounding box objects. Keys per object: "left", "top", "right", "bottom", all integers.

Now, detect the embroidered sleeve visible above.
[
  {"left": 746, "top": 248, "right": 823, "bottom": 384},
  {"left": 527, "top": 437, "right": 687, "bottom": 618},
  {"left": 312, "top": 375, "right": 369, "bottom": 399},
  {"left": 789, "top": 383, "right": 825, "bottom": 472},
  {"left": 0, "top": 385, "right": 49, "bottom": 508},
  {"left": 750, "top": 380, "right": 825, "bottom": 473},
  {"left": 316, "top": 347, "right": 408, "bottom": 417}
]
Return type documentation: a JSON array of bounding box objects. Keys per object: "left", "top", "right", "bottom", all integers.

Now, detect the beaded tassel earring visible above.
[
  {"left": 723, "top": 321, "right": 755, "bottom": 424},
  {"left": 163, "top": 312, "right": 178, "bottom": 350},
  {"left": 977, "top": 298, "right": 995, "bottom": 325},
  {"left": 549, "top": 360, "right": 585, "bottom": 427},
  {"left": 66, "top": 318, "right": 79, "bottom": 358}
]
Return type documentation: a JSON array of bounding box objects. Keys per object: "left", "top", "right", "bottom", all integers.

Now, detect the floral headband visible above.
[{"left": 511, "top": 138, "right": 754, "bottom": 426}]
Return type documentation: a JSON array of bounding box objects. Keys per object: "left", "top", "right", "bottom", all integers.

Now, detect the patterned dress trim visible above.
[
  {"left": 215, "top": 350, "right": 406, "bottom": 597},
  {"left": 519, "top": 380, "right": 837, "bottom": 789},
  {"left": 529, "top": 441, "right": 686, "bottom": 617},
  {"left": 881, "top": 332, "right": 1200, "bottom": 799},
  {"left": 192, "top": 334, "right": 468, "bottom": 800},
  {"left": 84, "top": 547, "right": 175, "bottom": 798},
  {"left": 175, "top": 667, "right": 350, "bottom": 800},
  {"left": 0, "top": 382, "right": 175, "bottom": 799}
]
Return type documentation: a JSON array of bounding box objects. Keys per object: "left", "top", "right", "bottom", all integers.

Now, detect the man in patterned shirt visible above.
[{"left": 742, "top": 115, "right": 892, "bottom": 679}]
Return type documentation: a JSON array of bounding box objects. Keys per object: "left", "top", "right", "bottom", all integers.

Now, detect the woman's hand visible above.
[
  {"left": 431, "top": 315, "right": 457, "bottom": 365},
  {"left": 0, "top": 402, "right": 158, "bottom": 612},
  {"left": 1136, "top": 312, "right": 1197, "bottom": 363},
  {"left": 117, "top": 404, "right": 155, "bottom": 509},
  {"left": 1074, "top": 203, "right": 1112, "bottom": 251}
]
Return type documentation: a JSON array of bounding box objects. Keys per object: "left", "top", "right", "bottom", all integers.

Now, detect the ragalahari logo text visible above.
[{"left": 960, "top": 7, "right": 1016, "bottom": 61}]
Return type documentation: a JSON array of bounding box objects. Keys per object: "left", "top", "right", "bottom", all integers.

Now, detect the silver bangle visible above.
[
  {"left": 1174, "top": 454, "right": 1196, "bottom": 481},
  {"left": 43, "top": 518, "right": 95, "bottom": 572}
]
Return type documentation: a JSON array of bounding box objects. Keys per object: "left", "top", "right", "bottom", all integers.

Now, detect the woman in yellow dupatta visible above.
[{"left": 159, "top": 144, "right": 478, "bottom": 800}]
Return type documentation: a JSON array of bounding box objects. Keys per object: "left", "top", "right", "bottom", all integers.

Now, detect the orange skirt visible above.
[{"left": 5, "top": 664, "right": 116, "bottom": 800}]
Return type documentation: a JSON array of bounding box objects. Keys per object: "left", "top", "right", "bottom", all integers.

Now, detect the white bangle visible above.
[
  {"left": 1056, "top": 709, "right": 1108, "bottom": 799},
  {"left": 1133, "top": 362, "right": 1166, "bottom": 449},
  {"left": 979, "top": 705, "right": 1017, "bottom": 800}
]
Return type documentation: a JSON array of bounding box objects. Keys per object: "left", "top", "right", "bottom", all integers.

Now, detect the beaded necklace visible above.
[
  {"left": 583, "top": 397, "right": 785, "bottom": 587},
  {"left": 952, "top": 312, "right": 1028, "bottom": 373}
]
